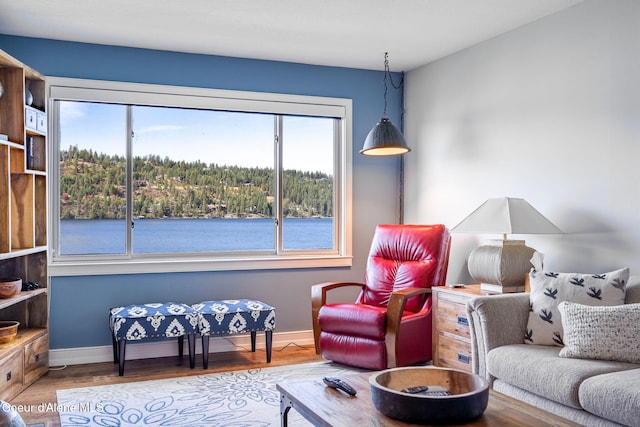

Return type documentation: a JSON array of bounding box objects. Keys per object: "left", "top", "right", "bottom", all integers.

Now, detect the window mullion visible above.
[
  {"left": 274, "top": 115, "right": 283, "bottom": 254},
  {"left": 126, "top": 105, "right": 133, "bottom": 256},
  {"left": 333, "top": 118, "right": 341, "bottom": 253}
]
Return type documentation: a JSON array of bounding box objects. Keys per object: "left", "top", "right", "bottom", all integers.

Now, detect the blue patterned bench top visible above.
[
  {"left": 192, "top": 299, "right": 276, "bottom": 336},
  {"left": 110, "top": 302, "right": 199, "bottom": 341}
]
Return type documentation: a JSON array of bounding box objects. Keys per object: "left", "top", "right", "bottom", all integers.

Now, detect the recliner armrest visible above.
[
  {"left": 386, "top": 287, "right": 432, "bottom": 367},
  {"left": 466, "top": 293, "right": 530, "bottom": 381},
  {"left": 311, "top": 281, "right": 366, "bottom": 354}
]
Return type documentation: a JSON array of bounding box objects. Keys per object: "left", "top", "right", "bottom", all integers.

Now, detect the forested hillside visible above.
[{"left": 60, "top": 146, "right": 333, "bottom": 220}]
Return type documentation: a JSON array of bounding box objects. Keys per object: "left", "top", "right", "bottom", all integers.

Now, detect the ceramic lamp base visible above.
[{"left": 468, "top": 240, "right": 535, "bottom": 293}]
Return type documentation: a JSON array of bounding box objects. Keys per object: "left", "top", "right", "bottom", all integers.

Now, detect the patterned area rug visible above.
[{"left": 56, "top": 361, "right": 364, "bottom": 426}]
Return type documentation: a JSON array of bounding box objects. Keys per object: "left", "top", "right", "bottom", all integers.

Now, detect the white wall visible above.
[{"left": 404, "top": 0, "right": 640, "bottom": 282}]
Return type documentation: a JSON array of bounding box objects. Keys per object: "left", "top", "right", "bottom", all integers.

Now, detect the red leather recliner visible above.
[{"left": 311, "top": 224, "right": 451, "bottom": 370}]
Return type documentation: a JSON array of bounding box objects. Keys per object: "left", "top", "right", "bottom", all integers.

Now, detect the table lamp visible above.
[{"left": 452, "top": 197, "right": 561, "bottom": 293}]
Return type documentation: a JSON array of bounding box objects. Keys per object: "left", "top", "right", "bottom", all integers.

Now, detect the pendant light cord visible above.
[
  {"left": 382, "top": 52, "right": 407, "bottom": 224},
  {"left": 383, "top": 52, "right": 404, "bottom": 117}
]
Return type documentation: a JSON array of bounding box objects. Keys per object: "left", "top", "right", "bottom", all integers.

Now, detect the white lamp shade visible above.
[{"left": 452, "top": 197, "right": 561, "bottom": 235}]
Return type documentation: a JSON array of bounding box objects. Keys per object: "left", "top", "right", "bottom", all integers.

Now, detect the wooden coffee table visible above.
[{"left": 276, "top": 372, "right": 581, "bottom": 426}]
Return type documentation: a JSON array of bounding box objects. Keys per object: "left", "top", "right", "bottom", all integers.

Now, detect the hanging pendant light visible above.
[{"left": 360, "top": 52, "right": 410, "bottom": 156}]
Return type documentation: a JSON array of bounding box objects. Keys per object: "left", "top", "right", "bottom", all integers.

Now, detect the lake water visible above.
[{"left": 60, "top": 217, "right": 333, "bottom": 255}]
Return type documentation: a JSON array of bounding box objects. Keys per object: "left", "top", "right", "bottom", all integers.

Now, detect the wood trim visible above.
[{"left": 385, "top": 287, "right": 431, "bottom": 368}]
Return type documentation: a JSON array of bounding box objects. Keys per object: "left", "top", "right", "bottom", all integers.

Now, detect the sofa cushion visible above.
[
  {"left": 625, "top": 275, "right": 640, "bottom": 303},
  {"left": 487, "top": 344, "right": 638, "bottom": 408},
  {"left": 492, "top": 380, "right": 624, "bottom": 427},
  {"left": 525, "top": 257, "right": 628, "bottom": 346},
  {"left": 579, "top": 368, "right": 640, "bottom": 427},
  {"left": 559, "top": 301, "right": 640, "bottom": 364}
]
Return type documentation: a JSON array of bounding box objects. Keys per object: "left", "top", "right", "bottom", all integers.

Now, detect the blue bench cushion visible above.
[
  {"left": 193, "top": 299, "right": 276, "bottom": 335},
  {"left": 110, "top": 302, "right": 198, "bottom": 340}
]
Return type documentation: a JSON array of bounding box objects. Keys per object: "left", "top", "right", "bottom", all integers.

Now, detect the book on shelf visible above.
[{"left": 26, "top": 136, "right": 35, "bottom": 169}]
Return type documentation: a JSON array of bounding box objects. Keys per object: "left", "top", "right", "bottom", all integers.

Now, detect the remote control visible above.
[
  {"left": 401, "top": 385, "right": 451, "bottom": 396},
  {"left": 402, "top": 385, "right": 431, "bottom": 394},
  {"left": 422, "top": 390, "right": 452, "bottom": 397},
  {"left": 323, "top": 377, "right": 357, "bottom": 396}
]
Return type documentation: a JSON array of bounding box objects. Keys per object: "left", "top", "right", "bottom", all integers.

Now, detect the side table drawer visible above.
[
  {"left": 0, "top": 350, "right": 24, "bottom": 401},
  {"left": 435, "top": 299, "right": 471, "bottom": 339},
  {"left": 24, "top": 333, "right": 49, "bottom": 386},
  {"left": 437, "top": 335, "right": 472, "bottom": 372},
  {"left": 432, "top": 285, "right": 482, "bottom": 373}
]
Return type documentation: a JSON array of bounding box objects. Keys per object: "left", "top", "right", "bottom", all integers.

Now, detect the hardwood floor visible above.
[{"left": 11, "top": 343, "right": 321, "bottom": 426}]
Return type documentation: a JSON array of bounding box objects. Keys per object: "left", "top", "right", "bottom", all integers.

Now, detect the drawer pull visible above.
[
  {"left": 458, "top": 353, "right": 470, "bottom": 364},
  {"left": 6, "top": 371, "right": 11, "bottom": 382},
  {"left": 457, "top": 316, "right": 469, "bottom": 326},
  {"left": 35, "top": 354, "right": 40, "bottom": 362}
]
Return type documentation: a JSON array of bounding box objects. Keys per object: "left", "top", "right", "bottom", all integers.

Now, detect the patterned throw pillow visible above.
[
  {"left": 524, "top": 265, "right": 628, "bottom": 346},
  {"left": 558, "top": 301, "right": 640, "bottom": 363}
]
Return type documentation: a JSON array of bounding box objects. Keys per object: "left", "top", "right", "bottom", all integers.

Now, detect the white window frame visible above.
[{"left": 46, "top": 77, "right": 352, "bottom": 276}]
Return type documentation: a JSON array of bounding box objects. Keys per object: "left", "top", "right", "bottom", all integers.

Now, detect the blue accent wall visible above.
[{"left": 1, "top": 35, "right": 404, "bottom": 351}]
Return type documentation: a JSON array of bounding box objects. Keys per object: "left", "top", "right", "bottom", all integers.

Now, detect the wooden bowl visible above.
[
  {"left": 0, "top": 277, "right": 22, "bottom": 298},
  {"left": 369, "top": 366, "right": 489, "bottom": 424},
  {"left": 0, "top": 321, "right": 20, "bottom": 344}
]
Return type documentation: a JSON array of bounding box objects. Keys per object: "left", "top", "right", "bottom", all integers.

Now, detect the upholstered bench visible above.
[
  {"left": 192, "top": 299, "right": 276, "bottom": 369},
  {"left": 109, "top": 302, "right": 198, "bottom": 376}
]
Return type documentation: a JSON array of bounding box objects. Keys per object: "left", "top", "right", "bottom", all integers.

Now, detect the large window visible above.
[{"left": 47, "top": 78, "right": 352, "bottom": 276}]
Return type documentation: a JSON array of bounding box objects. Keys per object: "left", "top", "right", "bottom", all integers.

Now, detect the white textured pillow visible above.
[
  {"left": 558, "top": 301, "right": 640, "bottom": 363},
  {"left": 525, "top": 267, "right": 628, "bottom": 346}
]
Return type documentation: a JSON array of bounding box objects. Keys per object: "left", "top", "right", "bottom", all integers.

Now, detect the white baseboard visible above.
[{"left": 49, "top": 330, "right": 315, "bottom": 367}]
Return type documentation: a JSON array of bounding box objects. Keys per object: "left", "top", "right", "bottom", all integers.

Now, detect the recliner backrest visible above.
[{"left": 358, "top": 224, "right": 451, "bottom": 312}]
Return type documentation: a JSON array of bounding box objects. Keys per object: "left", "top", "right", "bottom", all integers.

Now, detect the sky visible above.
[{"left": 59, "top": 101, "right": 335, "bottom": 175}]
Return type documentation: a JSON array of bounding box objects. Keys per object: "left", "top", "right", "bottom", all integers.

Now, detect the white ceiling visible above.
[{"left": 0, "top": 0, "right": 583, "bottom": 71}]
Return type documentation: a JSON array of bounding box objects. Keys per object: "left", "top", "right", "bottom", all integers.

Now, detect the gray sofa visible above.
[{"left": 467, "top": 276, "right": 640, "bottom": 427}]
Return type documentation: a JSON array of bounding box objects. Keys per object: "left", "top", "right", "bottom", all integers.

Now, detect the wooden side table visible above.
[{"left": 432, "top": 285, "right": 485, "bottom": 372}]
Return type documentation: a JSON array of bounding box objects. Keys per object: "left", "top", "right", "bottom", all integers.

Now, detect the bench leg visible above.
[
  {"left": 266, "top": 330, "right": 273, "bottom": 363},
  {"left": 251, "top": 331, "right": 257, "bottom": 352},
  {"left": 178, "top": 336, "right": 184, "bottom": 358},
  {"left": 250, "top": 330, "right": 272, "bottom": 362},
  {"left": 112, "top": 335, "right": 118, "bottom": 364},
  {"left": 202, "top": 335, "right": 210, "bottom": 369},
  {"left": 117, "top": 339, "right": 126, "bottom": 376},
  {"left": 188, "top": 334, "right": 195, "bottom": 369}
]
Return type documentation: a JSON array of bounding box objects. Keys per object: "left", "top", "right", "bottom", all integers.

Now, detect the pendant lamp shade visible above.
[
  {"left": 360, "top": 117, "right": 411, "bottom": 156},
  {"left": 361, "top": 52, "right": 410, "bottom": 156}
]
